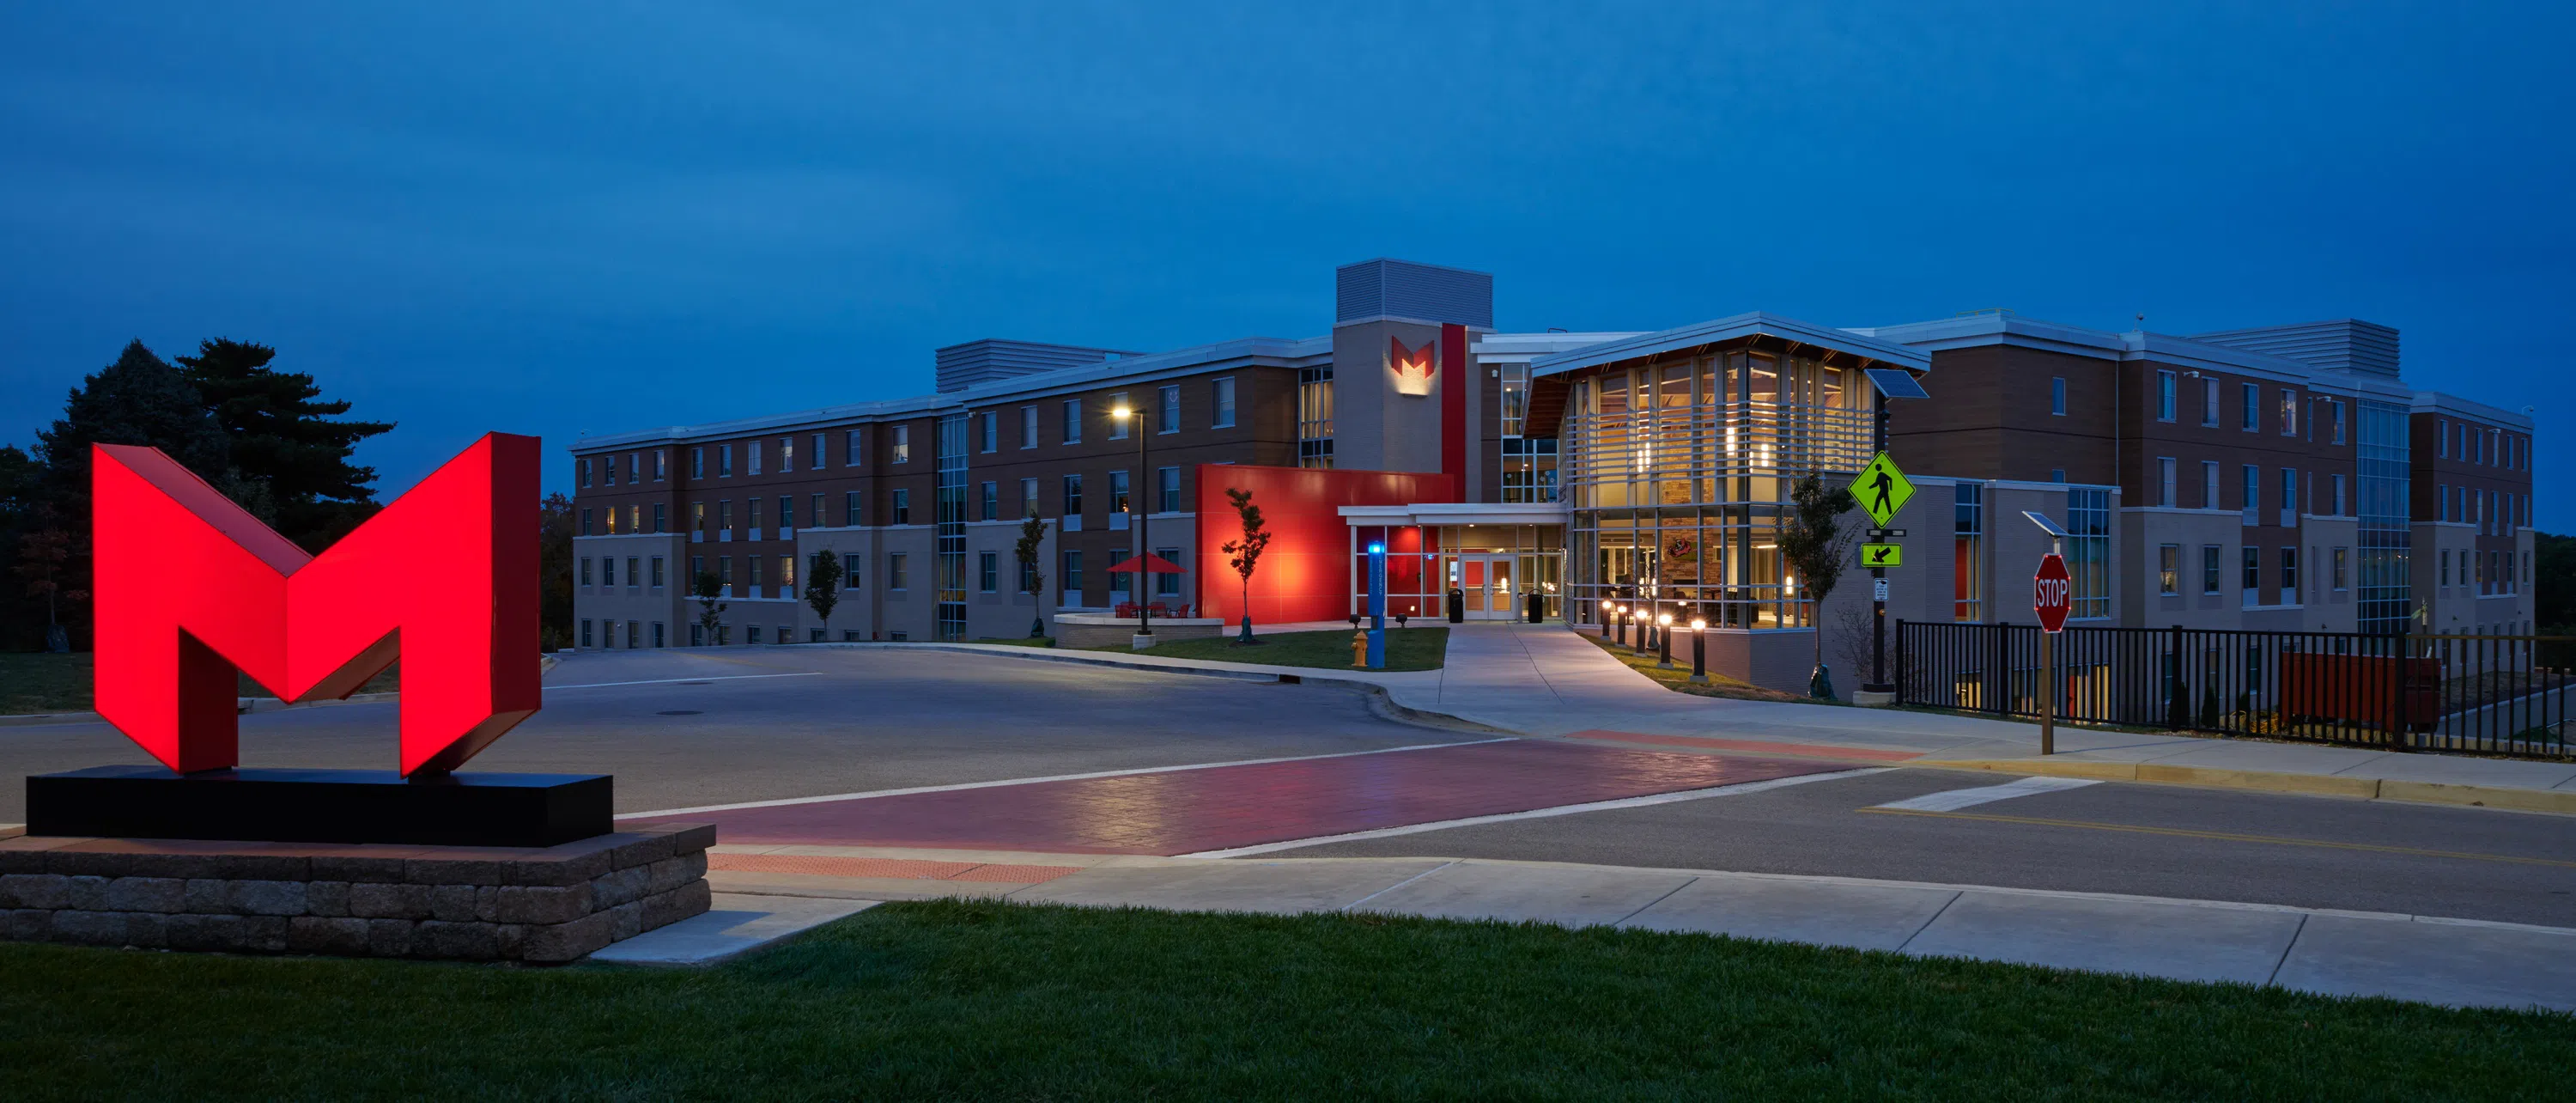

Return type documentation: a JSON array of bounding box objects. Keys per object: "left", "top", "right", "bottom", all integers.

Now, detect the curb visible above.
[
  {"left": 1932, "top": 758, "right": 2576, "bottom": 814},
  {"left": 0, "top": 654, "right": 563, "bottom": 728},
  {"left": 874, "top": 643, "right": 1513, "bottom": 735}
]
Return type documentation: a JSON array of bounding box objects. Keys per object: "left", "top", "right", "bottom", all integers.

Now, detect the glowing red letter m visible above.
[{"left": 92, "top": 433, "right": 541, "bottom": 777}]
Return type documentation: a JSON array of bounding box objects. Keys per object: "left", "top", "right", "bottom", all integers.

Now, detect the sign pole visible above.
[
  {"left": 2039, "top": 624, "right": 2054, "bottom": 756},
  {"left": 1865, "top": 392, "right": 1891, "bottom": 694}
]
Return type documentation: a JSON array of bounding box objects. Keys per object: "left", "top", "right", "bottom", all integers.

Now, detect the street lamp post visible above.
[{"left": 1115, "top": 405, "right": 1151, "bottom": 641}]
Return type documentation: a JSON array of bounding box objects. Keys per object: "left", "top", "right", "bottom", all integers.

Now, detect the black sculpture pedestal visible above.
[{"left": 27, "top": 766, "right": 612, "bottom": 847}]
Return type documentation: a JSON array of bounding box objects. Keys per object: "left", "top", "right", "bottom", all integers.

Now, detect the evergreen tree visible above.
[
  {"left": 175, "top": 338, "right": 393, "bottom": 552},
  {"left": 537, "top": 491, "right": 576, "bottom": 651}
]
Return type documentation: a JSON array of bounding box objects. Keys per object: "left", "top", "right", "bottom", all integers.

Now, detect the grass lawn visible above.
[
  {"left": 1582, "top": 631, "right": 1813, "bottom": 704},
  {"left": 1090, "top": 627, "right": 1448, "bottom": 671},
  {"left": 970, "top": 636, "right": 1059, "bottom": 648},
  {"left": 0, "top": 651, "right": 400, "bottom": 716},
  {"left": 2, "top": 900, "right": 2568, "bottom": 1100}
]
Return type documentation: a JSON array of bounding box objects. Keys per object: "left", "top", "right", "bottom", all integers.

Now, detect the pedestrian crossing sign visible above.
[
  {"left": 1861, "top": 542, "right": 1903, "bottom": 568},
  {"left": 1854, "top": 452, "right": 1914, "bottom": 527}
]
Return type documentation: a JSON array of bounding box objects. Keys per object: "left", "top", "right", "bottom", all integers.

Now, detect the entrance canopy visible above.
[{"left": 1107, "top": 553, "right": 1185, "bottom": 575}]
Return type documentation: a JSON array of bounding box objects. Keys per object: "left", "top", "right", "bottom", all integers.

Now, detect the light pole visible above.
[
  {"left": 1656, "top": 612, "right": 1674, "bottom": 668},
  {"left": 1114, "top": 404, "right": 1151, "bottom": 640},
  {"left": 1688, "top": 618, "right": 1708, "bottom": 683},
  {"left": 1599, "top": 598, "right": 1614, "bottom": 640}
]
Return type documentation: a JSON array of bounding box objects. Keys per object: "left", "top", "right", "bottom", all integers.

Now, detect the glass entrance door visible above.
[{"left": 1454, "top": 554, "right": 1516, "bottom": 620}]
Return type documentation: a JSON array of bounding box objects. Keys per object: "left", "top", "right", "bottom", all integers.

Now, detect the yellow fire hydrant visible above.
[{"left": 1352, "top": 631, "right": 1369, "bottom": 668}]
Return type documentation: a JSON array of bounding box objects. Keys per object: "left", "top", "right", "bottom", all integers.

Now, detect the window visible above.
[
  {"left": 2158, "top": 545, "right": 2179, "bottom": 594},
  {"left": 980, "top": 481, "right": 998, "bottom": 521},
  {"left": 1021, "top": 405, "right": 1038, "bottom": 448},
  {"left": 810, "top": 494, "right": 823, "bottom": 531},
  {"left": 580, "top": 619, "right": 592, "bottom": 648},
  {"left": 2158, "top": 457, "right": 2176, "bottom": 507},
  {"left": 2242, "top": 545, "right": 2260, "bottom": 596},
  {"left": 2202, "top": 461, "right": 2220, "bottom": 509},
  {"left": 748, "top": 557, "right": 761, "bottom": 589},
  {"left": 1060, "top": 550, "right": 1083, "bottom": 596},
  {"left": 580, "top": 557, "right": 592, "bottom": 586},
  {"left": 2280, "top": 467, "right": 2298, "bottom": 527},
  {"left": 628, "top": 454, "right": 640, "bottom": 484},
  {"left": 888, "top": 553, "right": 908, "bottom": 590},
  {"left": 780, "top": 555, "right": 794, "bottom": 593},
  {"left": 578, "top": 458, "right": 592, "bottom": 488},
  {"left": 2050, "top": 468, "right": 2065, "bottom": 484},
  {"left": 720, "top": 556, "right": 733, "bottom": 588},
  {"left": 690, "top": 447, "right": 705, "bottom": 478},
  {"left": 1159, "top": 385, "right": 1181, "bottom": 433},
  {"left": 601, "top": 556, "right": 616, "bottom": 587},
  {"left": 652, "top": 503, "right": 666, "bottom": 533},
  {"left": 1212, "top": 378, "right": 1236, "bottom": 428},
  {"left": 1063, "top": 399, "right": 1083, "bottom": 444},
  {"left": 778, "top": 496, "right": 794, "bottom": 533},
  {"left": 1950, "top": 483, "right": 1983, "bottom": 620},
  {"left": 891, "top": 489, "right": 910, "bottom": 526},
  {"left": 2280, "top": 389, "right": 2299, "bottom": 436},
  {"left": 1063, "top": 473, "right": 1083, "bottom": 517},
  {"left": 1109, "top": 393, "right": 1130, "bottom": 439},
  {"left": 978, "top": 411, "right": 997, "bottom": 453},
  {"left": 2240, "top": 383, "right": 2258, "bottom": 431},
  {"left": 750, "top": 441, "right": 763, "bottom": 475},
  {"left": 690, "top": 554, "right": 704, "bottom": 583},
  {"left": 978, "top": 552, "right": 999, "bottom": 593},
  {"left": 692, "top": 502, "right": 705, "bottom": 538},
  {"left": 2241, "top": 465, "right": 2259, "bottom": 526},
  {"left": 2281, "top": 547, "right": 2299, "bottom": 601},
  {"left": 2441, "top": 548, "right": 2452, "bottom": 588},
  {"left": 625, "top": 557, "right": 640, "bottom": 588},
  {"left": 2155, "top": 370, "right": 2176, "bottom": 422},
  {"left": 2330, "top": 473, "right": 2346, "bottom": 515},
  {"left": 775, "top": 436, "right": 792, "bottom": 471},
  {"left": 2067, "top": 489, "right": 2110, "bottom": 619},
  {"left": 655, "top": 450, "right": 669, "bottom": 480},
  {"left": 2439, "top": 484, "right": 2451, "bottom": 522},
  {"left": 1157, "top": 466, "right": 1181, "bottom": 514},
  {"left": 1109, "top": 469, "right": 1131, "bottom": 515},
  {"left": 653, "top": 622, "right": 665, "bottom": 648},
  {"left": 649, "top": 556, "right": 665, "bottom": 588},
  {"left": 746, "top": 497, "right": 761, "bottom": 533},
  {"left": 720, "top": 443, "right": 735, "bottom": 477},
  {"left": 2051, "top": 376, "right": 2067, "bottom": 417},
  {"left": 580, "top": 508, "right": 592, "bottom": 536},
  {"left": 1156, "top": 547, "right": 1182, "bottom": 596},
  {"left": 2333, "top": 547, "right": 2348, "bottom": 590},
  {"left": 892, "top": 424, "right": 910, "bottom": 463},
  {"left": 2201, "top": 378, "right": 2220, "bottom": 427},
  {"left": 841, "top": 552, "right": 860, "bottom": 589},
  {"left": 808, "top": 433, "right": 823, "bottom": 470},
  {"left": 2202, "top": 545, "right": 2222, "bottom": 594},
  {"left": 843, "top": 491, "right": 861, "bottom": 527},
  {"left": 1020, "top": 477, "right": 1039, "bottom": 516},
  {"left": 2330, "top": 400, "right": 2346, "bottom": 445},
  {"left": 746, "top": 625, "right": 762, "bottom": 645},
  {"left": 844, "top": 429, "right": 861, "bottom": 466},
  {"left": 2438, "top": 419, "right": 2449, "bottom": 458}
]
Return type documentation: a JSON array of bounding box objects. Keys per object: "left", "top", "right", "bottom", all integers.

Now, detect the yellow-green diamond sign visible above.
[
  {"left": 1854, "top": 452, "right": 1914, "bottom": 527},
  {"left": 1860, "top": 542, "right": 1903, "bottom": 568}
]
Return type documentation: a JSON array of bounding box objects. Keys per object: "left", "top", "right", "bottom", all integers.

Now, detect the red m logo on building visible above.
[
  {"left": 91, "top": 433, "right": 542, "bottom": 777},
  {"left": 1389, "top": 336, "right": 1434, "bottom": 396}
]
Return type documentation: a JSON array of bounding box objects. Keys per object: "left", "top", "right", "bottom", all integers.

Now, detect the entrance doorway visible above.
[{"left": 1451, "top": 554, "right": 1520, "bottom": 620}]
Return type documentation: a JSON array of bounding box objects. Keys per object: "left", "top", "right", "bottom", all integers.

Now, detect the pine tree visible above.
[{"left": 175, "top": 338, "right": 393, "bottom": 552}]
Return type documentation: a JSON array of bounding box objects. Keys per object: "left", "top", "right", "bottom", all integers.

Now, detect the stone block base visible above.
[
  {"left": 1853, "top": 689, "right": 1897, "bottom": 707},
  {"left": 0, "top": 823, "right": 713, "bottom": 963}
]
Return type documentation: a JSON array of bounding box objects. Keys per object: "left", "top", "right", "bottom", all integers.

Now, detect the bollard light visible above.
[
  {"left": 1656, "top": 612, "right": 1675, "bottom": 668},
  {"left": 1689, "top": 619, "right": 1709, "bottom": 683},
  {"left": 1599, "top": 598, "right": 1614, "bottom": 640}
]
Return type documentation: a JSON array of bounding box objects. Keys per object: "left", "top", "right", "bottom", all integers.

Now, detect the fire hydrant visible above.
[{"left": 1352, "top": 631, "right": 1369, "bottom": 668}]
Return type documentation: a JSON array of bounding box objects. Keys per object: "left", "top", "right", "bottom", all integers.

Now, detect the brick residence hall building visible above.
[{"left": 570, "top": 259, "right": 2537, "bottom": 697}]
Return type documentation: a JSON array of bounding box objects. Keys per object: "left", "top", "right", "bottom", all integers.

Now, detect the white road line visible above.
[
  {"left": 1872, "top": 775, "right": 2099, "bottom": 813},
  {"left": 614, "top": 736, "right": 1521, "bottom": 819},
  {"left": 1179, "top": 767, "right": 1895, "bottom": 859},
  {"left": 549, "top": 672, "right": 823, "bottom": 691}
]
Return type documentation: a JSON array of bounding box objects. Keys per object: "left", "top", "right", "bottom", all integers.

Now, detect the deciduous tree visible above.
[
  {"left": 1015, "top": 510, "right": 1049, "bottom": 638},
  {"left": 1221, "top": 487, "right": 1272, "bottom": 645},
  {"left": 1779, "top": 471, "right": 1857, "bottom": 698},
  {"left": 805, "top": 551, "right": 844, "bottom": 640}
]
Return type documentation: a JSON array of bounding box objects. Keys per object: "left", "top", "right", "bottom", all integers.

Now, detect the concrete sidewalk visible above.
[
  {"left": 890, "top": 623, "right": 2576, "bottom": 812},
  {"left": 673, "top": 845, "right": 2576, "bottom": 1013}
]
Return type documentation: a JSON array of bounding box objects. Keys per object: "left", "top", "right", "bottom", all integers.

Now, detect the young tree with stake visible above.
[
  {"left": 1221, "top": 487, "right": 1272, "bottom": 645},
  {"left": 1778, "top": 470, "right": 1857, "bottom": 698},
  {"left": 804, "top": 551, "right": 844, "bottom": 641},
  {"left": 1015, "top": 509, "right": 1049, "bottom": 639},
  {"left": 690, "top": 570, "right": 729, "bottom": 646}
]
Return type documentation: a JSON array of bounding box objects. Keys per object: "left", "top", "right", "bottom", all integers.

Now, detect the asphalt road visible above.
[{"left": 10, "top": 644, "right": 2574, "bottom": 928}]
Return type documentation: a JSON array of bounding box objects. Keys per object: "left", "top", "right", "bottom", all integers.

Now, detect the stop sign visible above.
[{"left": 2032, "top": 553, "right": 2071, "bottom": 633}]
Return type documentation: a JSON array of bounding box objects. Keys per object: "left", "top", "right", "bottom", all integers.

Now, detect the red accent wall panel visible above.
[
  {"left": 1194, "top": 465, "right": 1457, "bottom": 625},
  {"left": 1440, "top": 322, "right": 1467, "bottom": 485}
]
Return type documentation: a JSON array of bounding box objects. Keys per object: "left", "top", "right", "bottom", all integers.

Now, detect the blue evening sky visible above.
[{"left": 3, "top": 3, "right": 2567, "bottom": 524}]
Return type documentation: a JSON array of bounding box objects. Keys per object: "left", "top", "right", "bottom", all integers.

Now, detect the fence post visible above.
[
  {"left": 2166, "top": 624, "right": 2184, "bottom": 730},
  {"left": 1992, "top": 621, "right": 2009, "bottom": 716},
  {"left": 1894, "top": 619, "right": 1908, "bottom": 704}
]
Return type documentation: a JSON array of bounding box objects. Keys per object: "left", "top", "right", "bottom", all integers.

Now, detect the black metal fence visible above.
[{"left": 1894, "top": 621, "right": 2575, "bottom": 759}]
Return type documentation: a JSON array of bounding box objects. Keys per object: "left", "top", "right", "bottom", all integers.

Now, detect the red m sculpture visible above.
[{"left": 90, "top": 433, "right": 542, "bottom": 777}]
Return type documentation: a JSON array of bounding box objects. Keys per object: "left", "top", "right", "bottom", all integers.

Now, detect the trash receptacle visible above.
[
  {"left": 1447, "top": 588, "right": 1465, "bottom": 623},
  {"left": 1525, "top": 590, "right": 1544, "bottom": 624}
]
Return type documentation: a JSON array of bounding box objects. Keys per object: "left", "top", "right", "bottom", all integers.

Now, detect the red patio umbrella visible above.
[{"left": 1106, "top": 552, "right": 1185, "bottom": 575}]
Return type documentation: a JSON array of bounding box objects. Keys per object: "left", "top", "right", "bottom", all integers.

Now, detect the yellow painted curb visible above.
[
  {"left": 2379, "top": 781, "right": 2576, "bottom": 815},
  {"left": 1929, "top": 758, "right": 2576, "bottom": 814}
]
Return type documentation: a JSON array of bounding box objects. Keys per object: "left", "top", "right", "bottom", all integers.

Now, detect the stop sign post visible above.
[{"left": 2032, "top": 552, "right": 2070, "bottom": 754}]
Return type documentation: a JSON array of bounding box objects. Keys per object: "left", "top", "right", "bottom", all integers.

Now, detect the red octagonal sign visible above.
[{"left": 2032, "top": 553, "right": 2071, "bottom": 634}]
